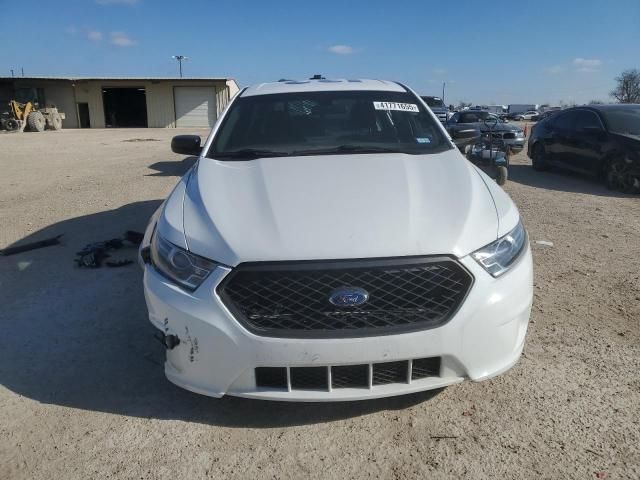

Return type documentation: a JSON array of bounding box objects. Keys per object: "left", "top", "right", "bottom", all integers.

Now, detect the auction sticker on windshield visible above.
[{"left": 373, "top": 102, "right": 419, "bottom": 112}]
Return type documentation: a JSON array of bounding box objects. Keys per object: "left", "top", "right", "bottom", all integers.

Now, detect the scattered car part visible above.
[
  {"left": 75, "top": 231, "right": 143, "bottom": 268},
  {"left": 0, "top": 234, "right": 63, "bottom": 256}
]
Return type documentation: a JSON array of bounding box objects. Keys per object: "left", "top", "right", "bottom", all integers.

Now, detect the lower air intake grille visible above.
[
  {"left": 411, "top": 357, "right": 441, "bottom": 380},
  {"left": 290, "top": 367, "right": 328, "bottom": 391},
  {"left": 255, "top": 367, "right": 287, "bottom": 389},
  {"left": 254, "top": 357, "right": 441, "bottom": 391},
  {"left": 372, "top": 361, "right": 408, "bottom": 385},
  {"left": 331, "top": 365, "right": 369, "bottom": 389},
  {"left": 218, "top": 257, "right": 473, "bottom": 338}
]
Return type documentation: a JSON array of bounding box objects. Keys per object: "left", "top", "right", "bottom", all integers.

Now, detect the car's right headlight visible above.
[
  {"left": 471, "top": 220, "right": 527, "bottom": 277},
  {"left": 150, "top": 231, "right": 217, "bottom": 291}
]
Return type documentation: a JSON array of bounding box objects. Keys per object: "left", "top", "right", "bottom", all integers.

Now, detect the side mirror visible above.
[
  {"left": 171, "top": 135, "right": 202, "bottom": 156},
  {"left": 451, "top": 127, "right": 479, "bottom": 140}
]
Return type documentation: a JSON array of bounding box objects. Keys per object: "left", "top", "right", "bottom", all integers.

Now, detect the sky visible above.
[{"left": 1, "top": 0, "right": 639, "bottom": 106}]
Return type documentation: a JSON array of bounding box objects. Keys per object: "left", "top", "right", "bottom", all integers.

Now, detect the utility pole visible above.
[
  {"left": 21, "top": 67, "right": 24, "bottom": 77},
  {"left": 172, "top": 55, "right": 189, "bottom": 78},
  {"left": 442, "top": 81, "right": 446, "bottom": 103}
]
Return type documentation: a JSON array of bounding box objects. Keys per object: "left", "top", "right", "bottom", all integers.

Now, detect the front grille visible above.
[
  {"left": 218, "top": 257, "right": 473, "bottom": 338},
  {"left": 254, "top": 357, "right": 441, "bottom": 391}
]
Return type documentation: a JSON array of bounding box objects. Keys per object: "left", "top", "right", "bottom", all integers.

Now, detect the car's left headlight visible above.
[
  {"left": 150, "top": 231, "right": 217, "bottom": 290},
  {"left": 471, "top": 220, "right": 527, "bottom": 277}
]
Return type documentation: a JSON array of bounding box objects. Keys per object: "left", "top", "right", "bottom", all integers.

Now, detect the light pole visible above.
[
  {"left": 172, "top": 55, "right": 189, "bottom": 78},
  {"left": 442, "top": 81, "right": 446, "bottom": 104}
]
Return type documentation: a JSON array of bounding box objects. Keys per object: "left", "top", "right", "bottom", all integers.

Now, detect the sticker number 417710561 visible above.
[{"left": 373, "top": 102, "right": 419, "bottom": 112}]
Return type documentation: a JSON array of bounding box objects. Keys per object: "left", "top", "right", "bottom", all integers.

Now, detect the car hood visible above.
[{"left": 180, "top": 150, "right": 504, "bottom": 266}]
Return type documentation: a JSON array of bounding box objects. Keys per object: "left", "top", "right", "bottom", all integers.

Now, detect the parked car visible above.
[
  {"left": 512, "top": 110, "right": 540, "bottom": 121},
  {"left": 527, "top": 104, "right": 640, "bottom": 192},
  {"left": 421, "top": 95, "right": 449, "bottom": 122},
  {"left": 140, "top": 78, "right": 533, "bottom": 401},
  {"left": 508, "top": 104, "right": 538, "bottom": 116},
  {"left": 447, "top": 110, "right": 527, "bottom": 152}
]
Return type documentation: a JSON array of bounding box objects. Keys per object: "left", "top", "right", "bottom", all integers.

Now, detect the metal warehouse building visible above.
[{"left": 0, "top": 76, "right": 239, "bottom": 129}]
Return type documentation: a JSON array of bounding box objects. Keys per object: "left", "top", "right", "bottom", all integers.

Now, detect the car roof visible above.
[
  {"left": 241, "top": 78, "right": 406, "bottom": 97},
  {"left": 559, "top": 104, "right": 640, "bottom": 114},
  {"left": 584, "top": 104, "right": 640, "bottom": 111}
]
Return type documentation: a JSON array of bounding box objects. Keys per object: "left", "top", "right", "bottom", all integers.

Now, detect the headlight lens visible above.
[
  {"left": 471, "top": 220, "right": 527, "bottom": 277},
  {"left": 150, "top": 232, "right": 217, "bottom": 290}
]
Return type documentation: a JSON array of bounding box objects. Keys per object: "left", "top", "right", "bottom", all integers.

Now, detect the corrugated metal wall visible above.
[{"left": 6, "top": 79, "right": 234, "bottom": 129}]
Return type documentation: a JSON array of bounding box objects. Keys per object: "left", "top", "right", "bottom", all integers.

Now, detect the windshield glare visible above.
[
  {"left": 602, "top": 107, "right": 640, "bottom": 136},
  {"left": 209, "top": 91, "right": 451, "bottom": 159},
  {"left": 421, "top": 96, "right": 445, "bottom": 108}
]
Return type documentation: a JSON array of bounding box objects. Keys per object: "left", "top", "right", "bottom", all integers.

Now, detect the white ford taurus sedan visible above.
[{"left": 140, "top": 78, "right": 533, "bottom": 401}]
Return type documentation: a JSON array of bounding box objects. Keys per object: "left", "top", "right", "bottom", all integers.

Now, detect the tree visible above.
[
  {"left": 589, "top": 99, "right": 605, "bottom": 105},
  {"left": 457, "top": 101, "right": 472, "bottom": 109},
  {"left": 610, "top": 69, "right": 640, "bottom": 103}
]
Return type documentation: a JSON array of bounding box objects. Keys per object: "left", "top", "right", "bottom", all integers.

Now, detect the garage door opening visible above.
[{"left": 102, "top": 87, "right": 148, "bottom": 127}]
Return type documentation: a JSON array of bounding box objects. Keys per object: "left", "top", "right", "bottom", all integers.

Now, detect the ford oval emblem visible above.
[{"left": 329, "top": 287, "right": 369, "bottom": 307}]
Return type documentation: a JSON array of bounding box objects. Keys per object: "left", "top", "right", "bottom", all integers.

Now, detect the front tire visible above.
[
  {"left": 496, "top": 166, "right": 508, "bottom": 185},
  {"left": 531, "top": 143, "right": 549, "bottom": 171},
  {"left": 46, "top": 111, "right": 63, "bottom": 130},
  {"left": 606, "top": 157, "right": 638, "bottom": 193},
  {"left": 27, "top": 111, "right": 46, "bottom": 132}
]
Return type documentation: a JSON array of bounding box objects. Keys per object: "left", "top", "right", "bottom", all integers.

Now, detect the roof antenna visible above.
[{"left": 310, "top": 74, "right": 325, "bottom": 80}]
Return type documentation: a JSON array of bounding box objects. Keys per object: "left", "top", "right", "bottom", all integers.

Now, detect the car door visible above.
[
  {"left": 544, "top": 111, "right": 579, "bottom": 166},
  {"left": 563, "top": 110, "right": 606, "bottom": 174}
]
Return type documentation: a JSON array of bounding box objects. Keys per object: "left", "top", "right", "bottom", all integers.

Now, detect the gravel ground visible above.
[{"left": 1, "top": 128, "right": 639, "bottom": 479}]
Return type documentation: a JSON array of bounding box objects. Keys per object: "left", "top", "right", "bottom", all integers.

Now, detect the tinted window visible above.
[
  {"left": 601, "top": 106, "right": 640, "bottom": 136},
  {"left": 210, "top": 91, "right": 451, "bottom": 158},
  {"left": 552, "top": 111, "right": 581, "bottom": 130},
  {"left": 573, "top": 110, "right": 602, "bottom": 129},
  {"left": 459, "top": 111, "right": 491, "bottom": 123}
]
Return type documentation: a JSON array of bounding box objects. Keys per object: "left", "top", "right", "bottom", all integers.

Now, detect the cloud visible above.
[
  {"left": 87, "top": 30, "right": 103, "bottom": 41},
  {"left": 110, "top": 31, "right": 137, "bottom": 47},
  {"left": 544, "top": 65, "right": 566, "bottom": 75},
  {"left": 432, "top": 68, "right": 447, "bottom": 76},
  {"left": 96, "top": 0, "right": 139, "bottom": 5},
  {"left": 65, "top": 25, "right": 78, "bottom": 35},
  {"left": 328, "top": 45, "right": 357, "bottom": 55},
  {"left": 573, "top": 58, "right": 602, "bottom": 72}
]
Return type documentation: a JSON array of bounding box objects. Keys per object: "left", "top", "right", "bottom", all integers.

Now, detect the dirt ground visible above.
[{"left": 1, "top": 127, "right": 639, "bottom": 480}]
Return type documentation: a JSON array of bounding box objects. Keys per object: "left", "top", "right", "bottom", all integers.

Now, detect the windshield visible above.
[
  {"left": 209, "top": 90, "right": 451, "bottom": 159},
  {"left": 458, "top": 111, "right": 501, "bottom": 123},
  {"left": 601, "top": 107, "right": 640, "bottom": 137},
  {"left": 421, "top": 96, "right": 445, "bottom": 108}
]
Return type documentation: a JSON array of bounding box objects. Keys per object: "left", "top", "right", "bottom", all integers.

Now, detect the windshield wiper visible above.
[
  {"left": 212, "top": 148, "right": 290, "bottom": 159},
  {"left": 293, "top": 145, "right": 404, "bottom": 156}
]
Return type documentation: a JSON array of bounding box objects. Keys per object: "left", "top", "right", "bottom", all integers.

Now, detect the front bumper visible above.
[
  {"left": 505, "top": 137, "right": 525, "bottom": 153},
  {"left": 142, "top": 244, "right": 533, "bottom": 401}
]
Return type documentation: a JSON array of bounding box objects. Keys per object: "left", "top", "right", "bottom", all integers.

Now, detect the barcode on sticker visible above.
[{"left": 373, "top": 102, "right": 419, "bottom": 112}]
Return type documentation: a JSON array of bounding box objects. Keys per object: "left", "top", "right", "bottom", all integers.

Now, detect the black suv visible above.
[{"left": 527, "top": 105, "right": 640, "bottom": 192}]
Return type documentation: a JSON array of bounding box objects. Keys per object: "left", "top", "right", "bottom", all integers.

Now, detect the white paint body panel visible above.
[
  {"left": 142, "top": 78, "right": 534, "bottom": 401},
  {"left": 183, "top": 149, "right": 499, "bottom": 265}
]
